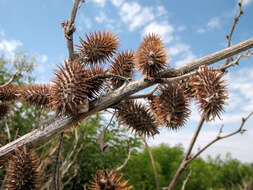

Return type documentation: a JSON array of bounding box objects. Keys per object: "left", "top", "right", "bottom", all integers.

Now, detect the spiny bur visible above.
[
  {"left": 0, "top": 102, "right": 10, "bottom": 121},
  {"left": 191, "top": 66, "right": 228, "bottom": 121},
  {"left": 89, "top": 169, "right": 133, "bottom": 190},
  {"left": 149, "top": 82, "right": 190, "bottom": 130},
  {"left": 0, "top": 84, "right": 18, "bottom": 102},
  {"left": 110, "top": 50, "right": 135, "bottom": 88},
  {"left": 77, "top": 31, "right": 119, "bottom": 66},
  {"left": 18, "top": 85, "right": 51, "bottom": 108},
  {"left": 4, "top": 146, "right": 41, "bottom": 190},
  {"left": 116, "top": 100, "right": 159, "bottom": 137},
  {"left": 84, "top": 66, "right": 107, "bottom": 100},
  {"left": 135, "top": 33, "right": 168, "bottom": 78},
  {"left": 50, "top": 59, "right": 89, "bottom": 115}
]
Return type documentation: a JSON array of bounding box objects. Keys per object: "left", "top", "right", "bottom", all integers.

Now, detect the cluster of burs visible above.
[
  {"left": 0, "top": 31, "right": 228, "bottom": 136},
  {"left": 0, "top": 30, "right": 228, "bottom": 190}
]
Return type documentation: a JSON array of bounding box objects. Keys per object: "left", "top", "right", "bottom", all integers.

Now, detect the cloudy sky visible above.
[{"left": 0, "top": 0, "right": 253, "bottom": 162}]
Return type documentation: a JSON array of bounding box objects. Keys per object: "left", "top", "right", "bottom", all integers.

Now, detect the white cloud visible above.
[
  {"left": 91, "top": 0, "right": 106, "bottom": 7},
  {"left": 241, "top": 0, "right": 253, "bottom": 6},
  {"left": 0, "top": 39, "right": 22, "bottom": 60},
  {"left": 168, "top": 43, "right": 190, "bottom": 56},
  {"left": 157, "top": 5, "right": 167, "bottom": 16},
  {"left": 142, "top": 21, "right": 174, "bottom": 44},
  {"left": 110, "top": 0, "right": 124, "bottom": 7},
  {"left": 120, "top": 2, "right": 154, "bottom": 31},
  {"left": 175, "top": 50, "right": 196, "bottom": 66},
  {"left": 95, "top": 11, "right": 114, "bottom": 24},
  {"left": 0, "top": 28, "right": 5, "bottom": 38},
  {"left": 177, "top": 25, "right": 186, "bottom": 32},
  {"left": 207, "top": 17, "right": 221, "bottom": 29},
  {"left": 79, "top": 13, "right": 92, "bottom": 29},
  {"left": 38, "top": 54, "right": 48, "bottom": 63},
  {"left": 197, "top": 28, "right": 206, "bottom": 34}
]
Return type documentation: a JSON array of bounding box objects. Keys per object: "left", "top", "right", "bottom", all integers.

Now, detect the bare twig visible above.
[
  {"left": 218, "top": 51, "right": 253, "bottom": 71},
  {"left": 0, "top": 38, "right": 253, "bottom": 159},
  {"left": 111, "top": 149, "right": 132, "bottom": 175},
  {"left": 165, "top": 111, "right": 253, "bottom": 190},
  {"left": 128, "top": 84, "right": 160, "bottom": 99},
  {"left": 142, "top": 136, "right": 161, "bottom": 190},
  {"left": 167, "top": 115, "right": 205, "bottom": 190},
  {"left": 189, "top": 111, "right": 253, "bottom": 162},
  {"left": 224, "top": 0, "right": 244, "bottom": 66},
  {"left": 0, "top": 70, "right": 22, "bottom": 88},
  {"left": 98, "top": 112, "right": 115, "bottom": 153},
  {"left": 90, "top": 74, "right": 130, "bottom": 83},
  {"left": 53, "top": 132, "right": 64, "bottom": 190},
  {"left": 61, "top": 0, "right": 81, "bottom": 60},
  {"left": 181, "top": 167, "right": 192, "bottom": 190}
]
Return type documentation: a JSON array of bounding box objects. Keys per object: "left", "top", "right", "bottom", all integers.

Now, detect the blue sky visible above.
[{"left": 0, "top": 0, "right": 253, "bottom": 162}]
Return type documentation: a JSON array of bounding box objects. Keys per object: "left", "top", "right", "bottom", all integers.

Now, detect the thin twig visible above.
[
  {"left": 185, "top": 115, "right": 206, "bottom": 160},
  {"left": 0, "top": 70, "right": 21, "bottom": 88},
  {"left": 98, "top": 112, "right": 115, "bottom": 153},
  {"left": 181, "top": 167, "right": 192, "bottom": 190},
  {"left": 224, "top": 0, "right": 244, "bottom": 66},
  {"left": 218, "top": 51, "right": 253, "bottom": 71},
  {"left": 111, "top": 149, "right": 132, "bottom": 175},
  {"left": 189, "top": 111, "right": 253, "bottom": 162},
  {"left": 165, "top": 111, "right": 253, "bottom": 190},
  {"left": 166, "top": 115, "right": 206, "bottom": 190},
  {"left": 142, "top": 136, "right": 161, "bottom": 190},
  {"left": 90, "top": 74, "right": 130, "bottom": 83},
  {"left": 128, "top": 84, "right": 160, "bottom": 99},
  {"left": 61, "top": 0, "right": 81, "bottom": 60},
  {"left": 53, "top": 132, "right": 64, "bottom": 190}
]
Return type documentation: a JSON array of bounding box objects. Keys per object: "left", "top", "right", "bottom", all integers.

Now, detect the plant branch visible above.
[
  {"left": 165, "top": 111, "right": 253, "bottom": 190},
  {"left": 111, "top": 149, "right": 132, "bottom": 175},
  {"left": 142, "top": 136, "right": 161, "bottom": 190},
  {"left": 90, "top": 74, "right": 130, "bottom": 83},
  {"left": 128, "top": 84, "right": 160, "bottom": 99},
  {"left": 53, "top": 132, "right": 64, "bottom": 190},
  {"left": 0, "top": 38, "right": 253, "bottom": 159},
  {"left": 189, "top": 111, "right": 253, "bottom": 162},
  {"left": 218, "top": 51, "right": 253, "bottom": 71},
  {"left": 224, "top": 0, "right": 244, "bottom": 66},
  {"left": 166, "top": 115, "right": 205, "bottom": 190},
  {"left": 61, "top": 0, "right": 81, "bottom": 60},
  {"left": 181, "top": 167, "right": 192, "bottom": 190},
  {"left": 0, "top": 70, "right": 22, "bottom": 88}
]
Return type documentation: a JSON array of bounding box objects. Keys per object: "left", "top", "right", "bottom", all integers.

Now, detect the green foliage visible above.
[{"left": 122, "top": 144, "right": 253, "bottom": 190}]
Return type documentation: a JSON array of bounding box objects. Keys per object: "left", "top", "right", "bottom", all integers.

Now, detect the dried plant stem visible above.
[
  {"left": 167, "top": 115, "right": 205, "bottom": 190},
  {"left": 218, "top": 51, "right": 253, "bottom": 71},
  {"left": 142, "top": 136, "right": 161, "bottom": 190},
  {"left": 53, "top": 132, "right": 64, "bottom": 190},
  {"left": 110, "top": 149, "right": 132, "bottom": 175},
  {"left": 189, "top": 111, "right": 253, "bottom": 162},
  {"left": 164, "top": 111, "right": 253, "bottom": 190},
  {"left": 0, "top": 70, "right": 21, "bottom": 88},
  {"left": 98, "top": 112, "right": 115, "bottom": 152},
  {"left": 62, "top": 0, "right": 81, "bottom": 60},
  {"left": 0, "top": 38, "right": 253, "bottom": 159},
  {"left": 90, "top": 74, "right": 130, "bottom": 83},
  {"left": 128, "top": 84, "right": 160, "bottom": 99},
  {"left": 224, "top": 0, "right": 244, "bottom": 66},
  {"left": 181, "top": 167, "right": 192, "bottom": 190}
]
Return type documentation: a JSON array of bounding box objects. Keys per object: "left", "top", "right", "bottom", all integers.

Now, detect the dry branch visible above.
[
  {"left": 164, "top": 111, "right": 253, "bottom": 190},
  {"left": 61, "top": 0, "right": 81, "bottom": 60},
  {"left": 0, "top": 38, "right": 253, "bottom": 159},
  {"left": 142, "top": 136, "right": 161, "bottom": 190},
  {"left": 224, "top": 0, "right": 244, "bottom": 66}
]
